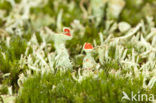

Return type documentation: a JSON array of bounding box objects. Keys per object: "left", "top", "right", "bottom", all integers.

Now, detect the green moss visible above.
[
  {"left": 16, "top": 71, "right": 155, "bottom": 103},
  {"left": 0, "top": 36, "right": 28, "bottom": 92},
  {"left": 0, "top": 0, "right": 156, "bottom": 102},
  {"left": 120, "top": 0, "right": 156, "bottom": 25}
]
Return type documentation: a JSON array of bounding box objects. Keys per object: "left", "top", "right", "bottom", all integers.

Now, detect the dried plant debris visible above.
[{"left": 0, "top": 0, "right": 156, "bottom": 103}]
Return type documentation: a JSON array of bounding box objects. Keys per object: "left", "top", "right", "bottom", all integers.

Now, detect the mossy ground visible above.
[{"left": 0, "top": 0, "right": 156, "bottom": 103}]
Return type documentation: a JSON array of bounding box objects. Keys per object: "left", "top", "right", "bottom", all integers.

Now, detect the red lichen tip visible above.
[
  {"left": 63, "top": 27, "right": 71, "bottom": 37},
  {"left": 84, "top": 43, "right": 94, "bottom": 50}
]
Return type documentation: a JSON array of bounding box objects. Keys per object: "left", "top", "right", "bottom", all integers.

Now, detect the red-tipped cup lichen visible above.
[{"left": 83, "top": 43, "right": 97, "bottom": 69}]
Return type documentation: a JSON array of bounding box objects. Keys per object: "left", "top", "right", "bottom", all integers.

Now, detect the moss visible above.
[
  {"left": 0, "top": 0, "right": 156, "bottom": 102},
  {"left": 16, "top": 71, "right": 155, "bottom": 103},
  {"left": 0, "top": 36, "right": 28, "bottom": 92},
  {"left": 120, "top": 0, "right": 156, "bottom": 25}
]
